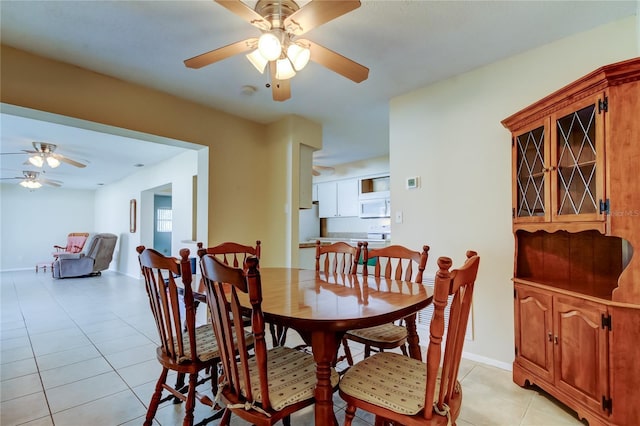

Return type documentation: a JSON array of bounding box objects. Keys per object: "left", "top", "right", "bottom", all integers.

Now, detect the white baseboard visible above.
[
  {"left": 0, "top": 267, "right": 36, "bottom": 272},
  {"left": 462, "top": 351, "right": 513, "bottom": 371}
]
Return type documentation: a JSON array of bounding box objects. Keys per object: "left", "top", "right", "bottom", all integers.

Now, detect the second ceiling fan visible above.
[{"left": 184, "top": 0, "right": 369, "bottom": 101}]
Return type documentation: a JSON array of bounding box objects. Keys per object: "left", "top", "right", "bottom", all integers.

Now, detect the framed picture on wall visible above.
[{"left": 130, "top": 199, "right": 137, "bottom": 233}]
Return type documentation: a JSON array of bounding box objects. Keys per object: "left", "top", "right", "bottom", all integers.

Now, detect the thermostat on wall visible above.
[{"left": 406, "top": 176, "right": 420, "bottom": 189}]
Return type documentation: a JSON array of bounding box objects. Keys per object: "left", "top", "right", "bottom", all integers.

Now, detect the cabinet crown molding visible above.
[{"left": 502, "top": 57, "right": 640, "bottom": 131}]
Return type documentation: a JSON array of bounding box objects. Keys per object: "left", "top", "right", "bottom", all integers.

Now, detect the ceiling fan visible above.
[
  {"left": 1, "top": 142, "right": 87, "bottom": 169},
  {"left": 0, "top": 170, "right": 63, "bottom": 189},
  {"left": 312, "top": 164, "right": 335, "bottom": 176},
  {"left": 184, "top": 0, "right": 369, "bottom": 101}
]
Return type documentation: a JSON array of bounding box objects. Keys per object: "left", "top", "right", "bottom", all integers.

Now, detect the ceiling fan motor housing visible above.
[{"left": 255, "top": 0, "right": 300, "bottom": 29}]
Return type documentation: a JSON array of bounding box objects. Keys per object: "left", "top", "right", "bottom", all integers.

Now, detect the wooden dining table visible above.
[{"left": 199, "top": 267, "right": 433, "bottom": 425}]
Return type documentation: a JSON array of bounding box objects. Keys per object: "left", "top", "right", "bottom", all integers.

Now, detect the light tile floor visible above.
[{"left": 1, "top": 270, "right": 586, "bottom": 425}]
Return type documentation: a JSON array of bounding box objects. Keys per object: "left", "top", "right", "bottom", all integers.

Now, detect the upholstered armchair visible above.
[
  {"left": 52, "top": 233, "right": 118, "bottom": 278},
  {"left": 52, "top": 232, "right": 89, "bottom": 257}
]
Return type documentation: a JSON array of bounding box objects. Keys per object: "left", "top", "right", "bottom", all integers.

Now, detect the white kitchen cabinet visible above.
[{"left": 317, "top": 179, "right": 358, "bottom": 218}]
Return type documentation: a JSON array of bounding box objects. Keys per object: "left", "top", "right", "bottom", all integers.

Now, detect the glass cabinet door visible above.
[
  {"left": 551, "top": 94, "right": 605, "bottom": 222},
  {"left": 513, "top": 119, "right": 550, "bottom": 222}
]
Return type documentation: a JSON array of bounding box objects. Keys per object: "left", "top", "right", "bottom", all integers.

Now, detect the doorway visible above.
[{"left": 154, "top": 194, "right": 172, "bottom": 255}]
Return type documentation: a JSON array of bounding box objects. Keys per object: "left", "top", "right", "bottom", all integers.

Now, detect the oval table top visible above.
[{"left": 236, "top": 267, "right": 432, "bottom": 332}]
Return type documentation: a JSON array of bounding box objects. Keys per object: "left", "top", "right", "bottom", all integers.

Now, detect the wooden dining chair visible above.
[
  {"left": 342, "top": 243, "right": 430, "bottom": 364},
  {"left": 199, "top": 254, "right": 340, "bottom": 426},
  {"left": 197, "top": 240, "right": 261, "bottom": 268},
  {"left": 314, "top": 240, "right": 363, "bottom": 366},
  {"left": 136, "top": 246, "right": 222, "bottom": 426},
  {"left": 339, "top": 251, "right": 480, "bottom": 426},
  {"left": 196, "top": 240, "right": 287, "bottom": 346},
  {"left": 315, "top": 240, "right": 361, "bottom": 274}
]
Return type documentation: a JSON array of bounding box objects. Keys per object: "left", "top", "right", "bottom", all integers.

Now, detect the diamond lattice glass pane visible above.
[
  {"left": 556, "top": 104, "right": 597, "bottom": 215},
  {"left": 515, "top": 126, "right": 545, "bottom": 217}
]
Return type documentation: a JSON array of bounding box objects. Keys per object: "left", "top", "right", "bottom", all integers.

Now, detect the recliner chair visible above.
[{"left": 52, "top": 233, "right": 118, "bottom": 278}]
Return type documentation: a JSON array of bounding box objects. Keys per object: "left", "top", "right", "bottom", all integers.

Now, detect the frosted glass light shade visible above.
[
  {"left": 20, "top": 180, "right": 42, "bottom": 189},
  {"left": 275, "top": 58, "right": 296, "bottom": 80},
  {"left": 28, "top": 155, "right": 44, "bottom": 167},
  {"left": 246, "top": 49, "right": 268, "bottom": 73},
  {"left": 46, "top": 156, "right": 60, "bottom": 168},
  {"left": 287, "top": 43, "right": 310, "bottom": 71},
  {"left": 258, "top": 32, "right": 281, "bottom": 61}
]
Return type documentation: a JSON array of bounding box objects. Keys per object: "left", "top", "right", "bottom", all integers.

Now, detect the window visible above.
[{"left": 156, "top": 208, "right": 172, "bottom": 232}]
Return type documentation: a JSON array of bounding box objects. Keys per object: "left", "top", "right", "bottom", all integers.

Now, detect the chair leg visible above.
[
  {"left": 269, "top": 323, "right": 278, "bottom": 346},
  {"left": 145, "top": 368, "right": 169, "bottom": 426},
  {"left": 344, "top": 405, "right": 356, "bottom": 426},
  {"left": 220, "top": 409, "right": 232, "bottom": 425},
  {"left": 183, "top": 373, "right": 198, "bottom": 426},
  {"left": 341, "top": 337, "right": 354, "bottom": 366},
  {"left": 283, "top": 415, "right": 291, "bottom": 426},
  {"left": 174, "top": 372, "right": 186, "bottom": 403},
  {"left": 277, "top": 325, "right": 289, "bottom": 346},
  {"left": 210, "top": 363, "right": 220, "bottom": 408},
  {"left": 399, "top": 344, "right": 408, "bottom": 357},
  {"left": 364, "top": 345, "right": 371, "bottom": 359}
]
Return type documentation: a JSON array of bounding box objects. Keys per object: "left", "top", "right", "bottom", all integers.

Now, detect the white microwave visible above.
[{"left": 359, "top": 198, "right": 390, "bottom": 218}]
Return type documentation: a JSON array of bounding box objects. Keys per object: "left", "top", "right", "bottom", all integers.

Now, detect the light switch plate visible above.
[{"left": 395, "top": 210, "right": 403, "bottom": 224}]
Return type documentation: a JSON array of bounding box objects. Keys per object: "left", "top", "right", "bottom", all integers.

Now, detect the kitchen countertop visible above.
[
  {"left": 299, "top": 237, "right": 390, "bottom": 249},
  {"left": 299, "top": 241, "right": 332, "bottom": 249}
]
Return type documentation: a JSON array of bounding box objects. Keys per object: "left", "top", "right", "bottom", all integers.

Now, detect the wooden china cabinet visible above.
[{"left": 502, "top": 57, "right": 640, "bottom": 426}]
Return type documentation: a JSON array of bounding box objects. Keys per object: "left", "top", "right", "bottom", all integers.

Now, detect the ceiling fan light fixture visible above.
[
  {"left": 257, "top": 32, "right": 282, "bottom": 61},
  {"left": 275, "top": 57, "right": 296, "bottom": 80},
  {"left": 46, "top": 156, "right": 61, "bottom": 168},
  {"left": 246, "top": 49, "right": 269, "bottom": 73},
  {"left": 28, "top": 155, "right": 44, "bottom": 167},
  {"left": 20, "top": 180, "right": 42, "bottom": 189},
  {"left": 287, "top": 43, "right": 310, "bottom": 71}
]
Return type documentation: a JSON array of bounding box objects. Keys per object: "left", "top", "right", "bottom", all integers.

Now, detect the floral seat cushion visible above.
[
  {"left": 346, "top": 323, "right": 407, "bottom": 343},
  {"left": 240, "top": 346, "right": 340, "bottom": 411},
  {"left": 339, "top": 352, "right": 450, "bottom": 415}
]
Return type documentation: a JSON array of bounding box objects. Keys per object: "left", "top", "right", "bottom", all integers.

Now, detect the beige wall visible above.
[
  {"left": 1, "top": 45, "right": 321, "bottom": 267},
  {"left": 389, "top": 16, "right": 639, "bottom": 366},
  {"left": 264, "top": 115, "right": 322, "bottom": 267}
]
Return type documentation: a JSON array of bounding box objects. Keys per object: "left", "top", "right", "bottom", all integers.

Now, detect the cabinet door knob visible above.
[
  {"left": 548, "top": 332, "right": 552, "bottom": 342},
  {"left": 554, "top": 336, "right": 559, "bottom": 345}
]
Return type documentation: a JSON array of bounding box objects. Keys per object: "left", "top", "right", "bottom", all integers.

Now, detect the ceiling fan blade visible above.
[
  {"left": 53, "top": 154, "right": 87, "bottom": 168},
  {"left": 215, "top": 0, "right": 271, "bottom": 31},
  {"left": 269, "top": 61, "right": 291, "bottom": 102},
  {"left": 40, "top": 178, "right": 62, "bottom": 187},
  {"left": 284, "top": 0, "right": 360, "bottom": 36},
  {"left": 306, "top": 40, "right": 369, "bottom": 83},
  {"left": 184, "top": 38, "right": 258, "bottom": 69}
]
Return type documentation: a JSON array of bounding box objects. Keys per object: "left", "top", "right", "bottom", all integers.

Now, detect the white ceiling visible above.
[{"left": 1, "top": 0, "right": 637, "bottom": 190}]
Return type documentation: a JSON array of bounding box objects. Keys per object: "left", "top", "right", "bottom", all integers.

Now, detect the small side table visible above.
[{"left": 35, "top": 262, "right": 51, "bottom": 273}]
